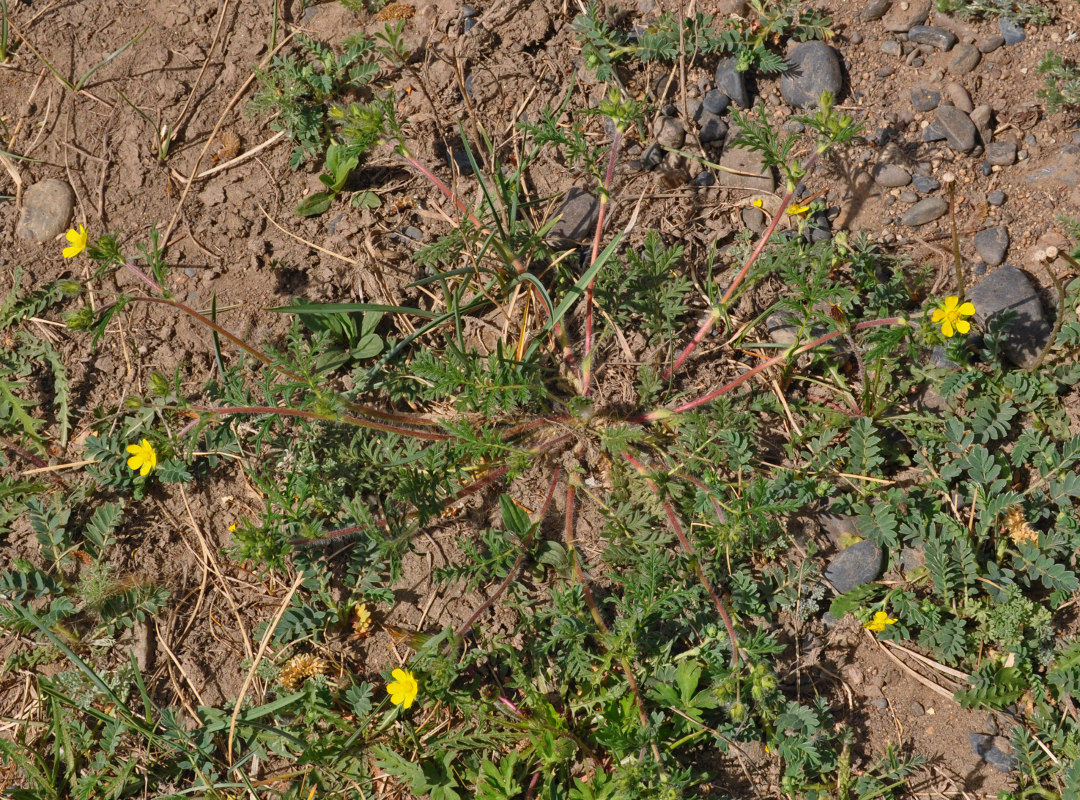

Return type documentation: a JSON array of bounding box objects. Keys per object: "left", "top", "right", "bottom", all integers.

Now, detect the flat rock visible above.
[
  {"left": 780, "top": 41, "right": 844, "bottom": 108},
  {"left": 985, "top": 141, "right": 1017, "bottom": 166},
  {"left": 861, "top": 0, "right": 890, "bottom": 21},
  {"left": 910, "top": 85, "right": 940, "bottom": 111},
  {"left": 943, "top": 81, "right": 973, "bottom": 113},
  {"left": 978, "top": 35, "right": 1005, "bottom": 53},
  {"left": 968, "top": 266, "right": 1050, "bottom": 368},
  {"left": 545, "top": 188, "right": 600, "bottom": 246},
  {"left": 882, "top": 0, "right": 930, "bottom": 31},
  {"left": 999, "top": 17, "right": 1025, "bottom": 45},
  {"left": 825, "top": 539, "right": 884, "bottom": 594},
  {"left": 715, "top": 56, "right": 750, "bottom": 109},
  {"left": 974, "top": 226, "right": 1009, "bottom": 267},
  {"left": 902, "top": 197, "right": 948, "bottom": 226},
  {"left": 702, "top": 88, "right": 730, "bottom": 115},
  {"left": 908, "top": 25, "right": 956, "bottom": 51},
  {"left": 933, "top": 105, "right": 977, "bottom": 152},
  {"left": 872, "top": 163, "right": 911, "bottom": 187},
  {"left": 1023, "top": 144, "right": 1080, "bottom": 189},
  {"left": 715, "top": 136, "right": 775, "bottom": 192},
  {"left": 948, "top": 43, "right": 981, "bottom": 74},
  {"left": 16, "top": 179, "right": 75, "bottom": 242}
]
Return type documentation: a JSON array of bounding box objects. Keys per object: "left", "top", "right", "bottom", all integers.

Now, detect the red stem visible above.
[{"left": 185, "top": 405, "right": 451, "bottom": 441}]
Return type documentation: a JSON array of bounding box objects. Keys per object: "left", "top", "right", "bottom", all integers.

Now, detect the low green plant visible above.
[
  {"left": 1038, "top": 51, "right": 1080, "bottom": 113},
  {"left": 935, "top": 0, "right": 1053, "bottom": 25}
]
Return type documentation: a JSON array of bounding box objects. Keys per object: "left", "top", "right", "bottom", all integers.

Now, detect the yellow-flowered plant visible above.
[
  {"left": 864, "top": 611, "right": 897, "bottom": 632},
  {"left": 125, "top": 438, "right": 157, "bottom": 476},
  {"left": 931, "top": 295, "right": 975, "bottom": 338},
  {"left": 386, "top": 668, "right": 419, "bottom": 709},
  {"left": 63, "top": 225, "right": 88, "bottom": 258}
]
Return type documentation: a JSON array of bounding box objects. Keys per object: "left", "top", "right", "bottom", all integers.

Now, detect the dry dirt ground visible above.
[{"left": 2, "top": 0, "right": 1080, "bottom": 795}]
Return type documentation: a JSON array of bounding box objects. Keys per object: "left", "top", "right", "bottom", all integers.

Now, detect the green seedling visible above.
[{"left": 293, "top": 141, "right": 360, "bottom": 216}]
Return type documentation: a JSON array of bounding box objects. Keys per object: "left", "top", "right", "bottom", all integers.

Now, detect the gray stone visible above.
[
  {"left": 820, "top": 512, "right": 860, "bottom": 544},
  {"left": 933, "top": 105, "right": 977, "bottom": 152},
  {"left": 968, "top": 266, "right": 1050, "bottom": 368},
  {"left": 694, "top": 171, "right": 714, "bottom": 187},
  {"left": 697, "top": 111, "right": 728, "bottom": 144},
  {"left": 974, "top": 226, "right": 1009, "bottom": 267},
  {"left": 948, "top": 43, "right": 981, "bottom": 74},
  {"left": 654, "top": 117, "right": 685, "bottom": 150},
  {"left": 912, "top": 175, "right": 940, "bottom": 192},
  {"left": 871, "top": 698, "right": 889, "bottom": 709},
  {"left": 970, "top": 103, "right": 994, "bottom": 143},
  {"left": 641, "top": 143, "right": 663, "bottom": 169},
  {"left": 780, "top": 42, "right": 844, "bottom": 108},
  {"left": 881, "top": 40, "right": 902, "bottom": 57},
  {"left": 16, "top": 179, "right": 75, "bottom": 243},
  {"left": 702, "top": 88, "right": 730, "bottom": 115},
  {"left": 943, "top": 82, "right": 973, "bottom": 113},
  {"left": 987, "top": 189, "right": 1006, "bottom": 206},
  {"left": 902, "top": 197, "right": 948, "bottom": 226},
  {"left": 908, "top": 25, "right": 957, "bottom": 51},
  {"left": 899, "top": 190, "right": 919, "bottom": 203},
  {"left": 970, "top": 733, "right": 993, "bottom": 757},
  {"left": 877, "top": 65, "right": 895, "bottom": 78},
  {"left": 984, "top": 738, "right": 1017, "bottom": 773},
  {"left": 783, "top": 119, "right": 805, "bottom": 134},
  {"left": 850, "top": 31, "right": 864, "bottom": 45},
  {"left": 546, "top": 188, "right": 600, "bottom": 245},
  {"left": 715, "top": 57, "right": 750, "bottom": 109},
  {"left": 911, "top": 701, "right": 925, "bottom": 715},
  {"left": 872, "top": 163, "right": 912, "bottom": 187},
  {"left": 900, "top": 546, "right": 925, "bottom": 572},
  {"left": 929, "top": 344, "right": 961, "bottom": 370},
  {"left": 715, "top": 138, "right": 775, "bottom": 192},
  {"left": 910, "top": 85, "right": 940, "bottom": 111},
  {"left": 882, "top": 0, "right": 930, "bottom": 32},
  {"left": 740, "top": 206, "right": 766, "bottom": 234},
  {"left": 825, "top": 539, "right": 885, "bottom": 594},
  {"left": 861, "top": 0, "right": 890, "bottom": 21},
  {"left": 978, "top": 35, "right": 1005, "bottom": 53},
  {"left": 985, "top": 141, "right": 1017, "bottom": 166},
  {"left": 999, "top": 18, "right": 1025, "bottom": 45}
]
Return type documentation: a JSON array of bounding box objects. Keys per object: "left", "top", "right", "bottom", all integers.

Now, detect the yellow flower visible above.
[
  {"left": 931, "top": 295, "right": 975, "bottom": 338},
  {"left": 864, "top": 611, "right": 898, "bottom": 632},
  {"left": 386, "top": 668, "right": 419, "bottom": 709},
  {"left": 63, "top": 225, "right": 88, "bottom": 258},
  {"left": 786, "top": 202, "right": 812, "bottom": 216},
  {"left": 125, "top": 438, "right": 157, "bottom": 476}
]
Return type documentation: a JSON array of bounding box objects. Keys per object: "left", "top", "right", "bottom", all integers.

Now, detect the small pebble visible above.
[
  {"left": 702, "top": 89, "right": 730, "bottom": 115},
  {"left": 861, "top": 0, "right": 890, "bottom": 22},
  {"left": 999, "top": 18, "right": 1026, "bottom": 45},
  {"left": 908, "top": 25, "right": 957, "bottom": 51},
  {"left": 642, "top": 143, "right": 663, "bottom": 169},
  {"left": 974, "top": 262, "right": 987, "bottom": 276},
  {"left": 850, "top": 31, "right": 864, "bottom": 45},
  {"left": 987, "top": 189, "right": 1006, "bottom": 205},
  {"left": 911, "top": 701, "right": 925, "bottom": 716},
  {"left": 902, "top": 196, "right": 948, "bottom": 226},
  {"left": 715, "top": 57, "right": 751, "bottom": 108},
  {"left": 824, "top": 539, "right": 884, "bottom": 593},
  {"left": 974, "top": 225, "right": 1009, "bottom": 266},
  {"left": 461, "top": 5, "right": 478, "bottom": 16},
  {"left": 1024, "top": 133, "right": 1037, "bottom": 147},
  {"left": 877, "top": 65, "right": 896, "bottom": 78},
  {"left": 661, "top": 103, "right": 678, "bottom": 117},
  {"left": 985, "top": 141, "right": 1017, "bottom": 165},
  {"left": 871, "top": 698, "right": 889, "bottom": 709},
  {"left": 881, "top": 40, "right": 902, "bottom": 57},
  {"left": 898, "top": 191, "right": 918, "bottom": 203},
  {"left": 978, "top": 35, "right": 1005, "bottom": 53},
  {"left": 910, "top": 56, "right": 924, "bottom": 68},
  {"left": 943, "top": 82, "right": 973, "bottom": 113},
  {"left": 948, "top": 43, "right": 981, "bottom": 75},
  {"left": 1018, "top": 149, "right": 1028, "bottom": 160},
  {"left": 462, "top": 17, "right": 478, "bottom": 32},
  {"left": 694, "top": 171, "right": 715, "bottom": 187},
  {"left": 654, "top": 117, "right": 685, "bottom": 149},
  {"left": 872, "top": 163, "right": 912, "bottom": 187},
  {"left": 911, "top": 85, "right": 940, "bottom": 112},
  {"left": 784, "top": 119, "right": 805, "bottom": 134},
  {"left": 401, "top": 226, "right": 423, "bottom": 241},
  {"left": 934, "top": 105, "right": 977, "bottom": 152},
  {"left": 981, "top": 162, "right": 992, "bottom": 176},
  {"left": 741, "top": 206, "right": 767, "bottom": 233},
  {"left": 697, "top": 111, "right": 728, "bottom": 144},
  {"left": 913, "top": 175, "right": 940, "bottom": 192}
]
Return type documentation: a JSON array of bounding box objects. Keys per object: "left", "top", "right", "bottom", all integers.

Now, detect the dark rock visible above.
[
  {"left": 642, "top": 143, "right": 663, "bottom": 169},
  {"left": 968, "top": 266, "right": 1050, "bottom": 368},
  {"left": 872, "top": 163, "right": 912, "bottom": 187},
  {"left": 545, "top": 188, "right": 600, "bottom": 245},
  {"left": 929, "top": 344, "right": 961, "bottom": 370},
  {"left": 986, "top": 141, "right": 1017, "bottom": 166},
  {"left": 933, "top": 105, "right": 977, "bottom": 152},
  {"left": 783, "top": 119, "right": 805, "bottom": 134},
  {"left": 715, "top": 57, "right": 750, "bottom": 109},
  {"left": 984, "top": 738, "right": 1017, "bottom": 773},
  {"left": 825, "top": 539, "right": 885, "bottom": 594},
  {"left": 902, "top": 197, "right": 948, "bottom": 226},
  {"left": 978, "top": 35, "right": 1005, "bottom": 53},
  {"left": 16, "top": 179, "right": 76, "bottom": 243},
  {"left": 908, "top": 25, "right": 957, "bottom": 51},
  {"left": 697, "top": 111, "right": 728, "bottom": 144},
  {"left": 661, "top": 103, "right": 678, "bottom": 117},
  {"left": 780, "top": 41, "right": 844, "bottom": 108},
  {"left": 702, "top": 88, "right": 730, "bottom": 115},
  {"left": 999, "top": 18, "right": 1025, "bottom": 45},
  {"left": 974, "top": 226, "right": 1009, "bottom": 267},
  {"left": 849, "top": 31, "right": 864, "bottom": 45},
  {"left": 987, "top": 190, "right": 1006, "bottom": 206},
  {"left": 948, "top": 43, "right": 981, "bottom": 74},
  {"left": 654, "top": 117, "right": 685, "bottom": 149},
  {"left": 970, "top": 733, "right": 993, "bottom": 757},
  {"left": 694, "top": 171, "right": 715, "bottom": 187},
  {"left": 911, "top": 701, "right": 925, "bottom": 715},
  {"left": 462, "top": 17, "right": 478, "bottom": 33},
  {"left": 912, "top": 175, "right": 940, "bottom": 192},
  {"left": 881, "top": 40, "right": 902, "bottom": 57},
  {"left": 877, "top": 65, "right": 895, "bottom": 78},
  {"left": 400, "top": 226, "right": 423, "bottom": 241},
  {"left": 910, "top": 85, "right": 940, "bottom": 111},
  {"left": 871, "top": 698, "right": 889, "bottom": 709}
]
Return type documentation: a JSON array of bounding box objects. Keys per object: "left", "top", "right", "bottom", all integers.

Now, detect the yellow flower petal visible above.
[
  {"left": 941, "top": 319, "right": 955, "bottom": 337},
  {"left": 387, "top": 668, "right": 418, "bottom": 709},
  {"left": 958, "top": 302, "right": 975, "bottom": 316},
  {"left": 931, "top": 308, "right": 945, "bottom": 323},
  {"left": 124, "top": 438, "right": 157, "bottom": 477},
  {"left": 62, "top": 225, "right": 88, "bottom": 259},
  {"left": 954, "top": 319, "right": 971, "bottom": 335}
]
